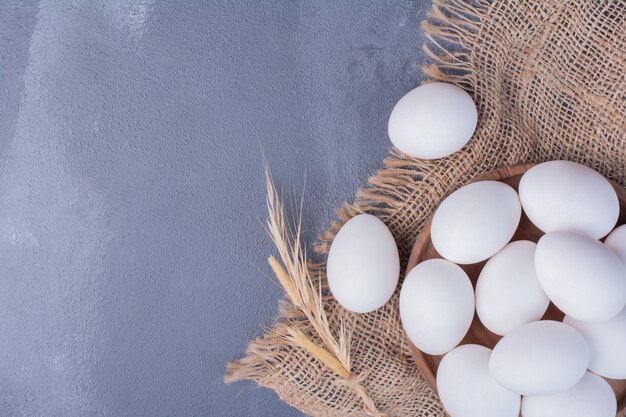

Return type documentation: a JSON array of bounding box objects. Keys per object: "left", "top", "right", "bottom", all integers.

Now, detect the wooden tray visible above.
[{"left": 405, "top": 163, "right": 626, "bottom": 414}]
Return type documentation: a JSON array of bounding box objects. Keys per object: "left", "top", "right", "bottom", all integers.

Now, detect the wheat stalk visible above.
[
  {"left": 262, "top": 167, "right": 386, "bottom": 417},
  {"left": 263, "top": 167, "right": 351, "bottom": 374}
]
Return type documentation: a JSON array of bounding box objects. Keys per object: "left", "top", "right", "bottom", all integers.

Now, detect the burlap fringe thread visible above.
[{"left": 226, "top": 0, "right": 626, "bottom": 416}]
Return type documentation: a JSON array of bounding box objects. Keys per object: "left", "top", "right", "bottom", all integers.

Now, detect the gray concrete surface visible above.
[{"left": 0, "top": 1, "right": 428, "bottom": 416}]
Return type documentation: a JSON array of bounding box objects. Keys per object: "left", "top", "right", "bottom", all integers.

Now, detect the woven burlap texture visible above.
[{"left": 226, "top": 0, "right": 626, "bottom": 416}]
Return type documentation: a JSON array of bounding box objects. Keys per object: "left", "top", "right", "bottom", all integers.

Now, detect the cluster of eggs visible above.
[
  {"left": 327, "top": 161, "right": 625, "bottom": 417},
  {"left": 401, "top": 160, "right": 625, "bottom": 417},
  {"left": 326, "top": 82, "right": 625, "bottom": 416}
]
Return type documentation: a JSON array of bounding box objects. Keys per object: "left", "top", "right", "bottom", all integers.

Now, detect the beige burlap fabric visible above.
[{"left": 226, "top": 0, "right": 626, "bottom": 416}]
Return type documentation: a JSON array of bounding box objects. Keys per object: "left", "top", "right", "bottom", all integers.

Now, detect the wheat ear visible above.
[
  {"left": 263, "top": 167, "right": 351, "bottom": 372},
  {"left": 282, "top": 327, "right": 351, "bottom": 379},
  {"left": 264, "top": 167, "right": 386, "bottom": 417}
]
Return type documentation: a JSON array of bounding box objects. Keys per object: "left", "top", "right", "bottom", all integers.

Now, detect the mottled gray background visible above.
[{"left": 0, "top": 1, "right": 428, "bottom": 416}]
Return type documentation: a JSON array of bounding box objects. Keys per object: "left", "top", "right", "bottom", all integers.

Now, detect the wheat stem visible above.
[
  {"left": 264, "top": 168, "right": 351, "bottom": 372},
  {"left": 263, "top": 167, "right": 386, "bottom": 417}
]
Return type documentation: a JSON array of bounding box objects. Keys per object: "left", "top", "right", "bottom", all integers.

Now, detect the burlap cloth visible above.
[{"left": 226, "top": 0, "right": 626, "bottom": 416}]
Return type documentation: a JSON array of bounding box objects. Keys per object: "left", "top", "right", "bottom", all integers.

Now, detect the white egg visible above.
[
  {"left": 521, "top": 372, "right": 616, "bottom": 417},
  {"left": 489, "top": 321, "right": 589, "bottom": 396},
  {"left": 400, "top": 259, "right": 474, "bottom": 355},
  {"left": 535, "top": 231, "right": 626, "bottom": 322},
  {"left": 431, "top": 181, "right": 521, "bottom": 264},
  {"left": 387, "top": 82, "right": 477, "bottom": 159},
  {"left": 605, "top": 224, "right": 626, "bottom": 266},
  {"left": 519, "top": 160, "right": 619, "bottom": 239},
  {"left": 564, "top": 306, "right": 626, "bottom": 379},
  {"left": 327, "top": 214, "right": 399, "bottom": 313},
  {"left": 476, "top": 240, "right": 549, "bottom": 335},
  {"left": 437, "top": 344, "right": 520, "bottom": 417}
]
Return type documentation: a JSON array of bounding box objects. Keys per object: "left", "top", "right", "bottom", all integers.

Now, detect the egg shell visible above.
[
  {"left": 535, "top": 230, "right": 626, "bottom": 322},
  {"left": 476, "top": 240, "right": 549, "bottom": 336},
  {"left": 431, "top": 180, "right": 521, "bottom": 264},
  {"left": 518, "top": 160, "right": 619, "bottom": 239},
  {"left": 564, "top": 306, "right": 626, "bottom": 379},
  {"left": 489, "top": 320, "right": 589, "bottom": 396},
  {"left": 605, "top": 224, "right": 626, "bottom": 266},
  {"left": 437, "top": 344, "right": 520, "bottom": 417},
  {"left": 521, "top": 372, "right": 616, "bottom": 417},
  {"left": 400, "top": 259, "right": 474, "bottom": 355},
  {"left": 387, "top": 82, "right": 477, "bottom": 159},
  {"left": 327, "top": 214, "right": 399, "bottom": 313}
]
